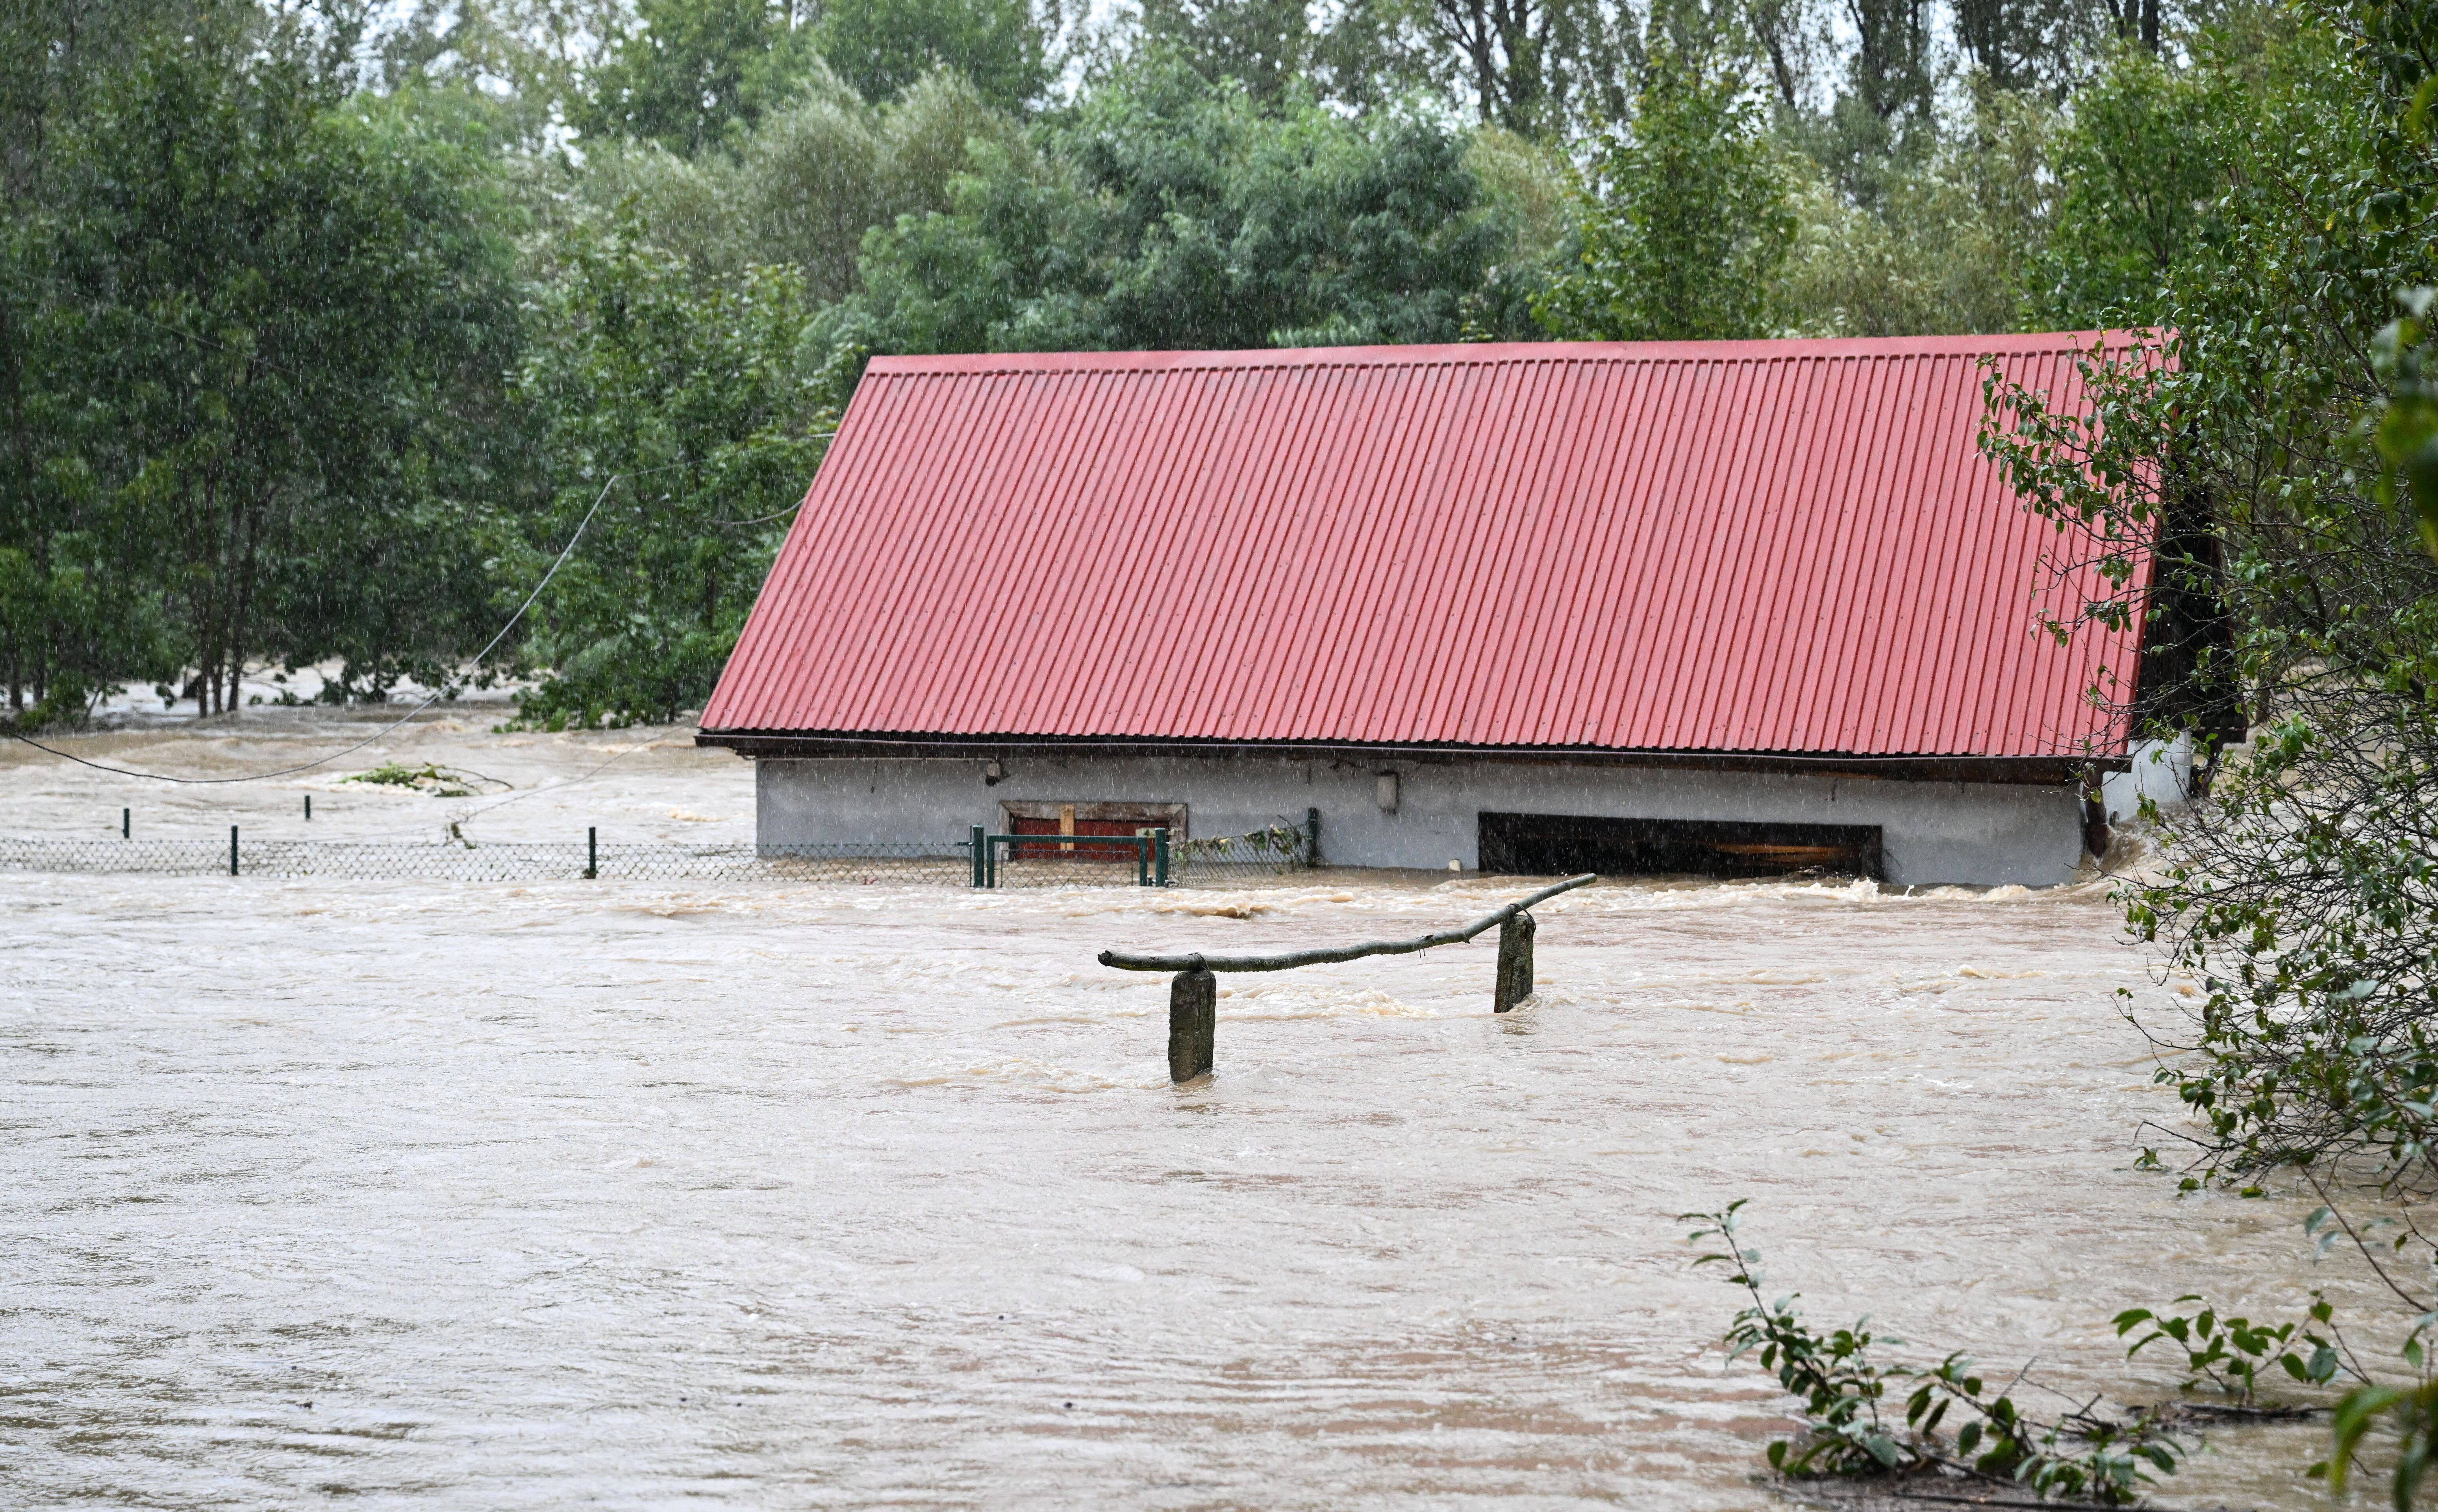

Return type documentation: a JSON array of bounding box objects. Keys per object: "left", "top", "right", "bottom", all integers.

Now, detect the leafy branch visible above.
[
  {"left": 1687, "top": 1201, "right": 2182, "bottom": 1505},
  {"left": 2115, "top": 1291, "right": 2349, "bottom": 1405},
  {"left": 1173, "top": 821, "right": 1308, "bottom": 865}
]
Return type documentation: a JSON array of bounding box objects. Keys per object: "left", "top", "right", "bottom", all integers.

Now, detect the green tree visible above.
[
  {"left": 0, "top": 0, "right": 192, "bottom": 715},
  {"left": 374, "top": 0, "right": 625, "bottom": 142},
  {"left": 1134, "top": 0, "right": 1318, "bottom": 101},
  {"left": 813, "top": 0, "right": 1049, "bottom": 110},
  {"left": 576, "top": 0, "right": 816, "bottom": 152},
  {"left": 1982, "top": 9, "right": 2438, "bottom": 1198},
  {"left": 572, "top": 63, "right": 1028, "bottom": 304},
  {"left": 1952, "top": 0, "right": 2085, "bottom": 93},
  {"left": 1532, "top": 46, "right": 1795, "bottom": 341},
  {"left": 2027, "top": 41, "right": 2218, "bottom": 327},
  {"left": 1983, "top": 20, "right": 2438, "bottom": 1494},
  {"left": 1456, "top": 123, "right": 1574, "bottom": 336},
  {"left": 839, "top": 60, "right": 1508, "bottom": 354},
  {"left": 26, "top": 4, "right": 525, "bottom": 716},
  {"left": 1820, "top": 0, "right": 1934, "bottom": 210},
  {"left": 1124, "top": 0, "right": 1439, "bottom": 111},
  {"left": 1415, "top": 0, "right": 1633, "bottom": 136},
  {"left": 509, "top": 216, "right": 831, "bottom": 728},
  {"left": 0, "top": 0, "right": 189, "bottom": 195},
  {"left": 1770, "top": 86, "right": 2054, "bottom": 336},
  {"left": 749, "top": 64, "right": 1032, "bottom": 298}
]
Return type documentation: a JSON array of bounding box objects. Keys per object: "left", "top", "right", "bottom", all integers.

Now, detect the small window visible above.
[
  {"left": 999, "top": 800, "right": 1187, "bottom": 860},
  {"left": 1478, "top": 811, "right": 1881, "bottom": 879}
]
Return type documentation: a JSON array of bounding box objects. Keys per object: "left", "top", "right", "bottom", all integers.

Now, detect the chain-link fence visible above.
[
  {"left": 983, "top": 820, "right": 1314, "bottom": 889},
  {"left": 0, "top": 833, "right": 1317, "bottom": 886},
  {"left": 1174, "top": 820, "right": 1311, "bottom": 878},
  {"left": 0, "top": 837, "right": 971, "bottom": 883}
]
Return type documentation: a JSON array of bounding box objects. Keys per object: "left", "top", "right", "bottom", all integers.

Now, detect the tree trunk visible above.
[
  {"left": 216, "top": 472, "right": 247, "bottom": 714},
  {"left": 227, "top": 495, "right": 264, "bottom": 713},
  {"left": 189, "top": 468, "right": 225, "bottom": 717}
]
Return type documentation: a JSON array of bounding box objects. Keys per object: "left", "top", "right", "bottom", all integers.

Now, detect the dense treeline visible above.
[{"left": 0, "top": 0, "right": 2388, "bottom": 726}]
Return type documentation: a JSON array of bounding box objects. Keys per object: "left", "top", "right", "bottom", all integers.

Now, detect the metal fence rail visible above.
[{"left": 0, "top": 834, "right": 1318, "bottom": 886}]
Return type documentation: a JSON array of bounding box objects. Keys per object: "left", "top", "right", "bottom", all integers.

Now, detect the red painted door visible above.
[{"left": 1008, "top": 813, "right": 1149, "bottom": 860}]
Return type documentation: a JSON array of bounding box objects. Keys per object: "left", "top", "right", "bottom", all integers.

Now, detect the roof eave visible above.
[{"left": 693, "top": 730, "right": 2127, "bottom": 783}]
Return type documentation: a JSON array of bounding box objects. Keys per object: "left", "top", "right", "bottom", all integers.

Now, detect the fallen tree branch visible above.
[{"left": 1096, "top": 873, "right": 1597, "bottom": 974}]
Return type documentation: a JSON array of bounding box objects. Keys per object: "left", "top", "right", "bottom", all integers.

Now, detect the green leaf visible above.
[{"left": 2409, "top": 74, "right": 2438, "bottom": 141}]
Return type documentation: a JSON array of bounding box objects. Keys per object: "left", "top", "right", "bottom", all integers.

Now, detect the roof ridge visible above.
[{"left": 866, "top": 331, "right": 2141, "bottom": 377}]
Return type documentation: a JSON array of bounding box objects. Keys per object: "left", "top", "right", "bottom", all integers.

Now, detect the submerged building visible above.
[{"left": 698, "top": 335, "right": 2162, "bottom": 886}]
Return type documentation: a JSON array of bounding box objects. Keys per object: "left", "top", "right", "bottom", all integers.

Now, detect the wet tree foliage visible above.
[
  {"left": 1975, "top": 2, "right": 2438, "bottom": 1495},
  {"left": 1529, "top": 41, "right": 1794, "bottom": 341},
  {"left": 1984, "top": 0, "right": 2438, "bottom": 1193}
]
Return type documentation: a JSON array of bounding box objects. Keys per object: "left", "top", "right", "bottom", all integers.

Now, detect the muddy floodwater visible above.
[{"left": 0, "top": 714, "right": 2377, "bottom": 1508}]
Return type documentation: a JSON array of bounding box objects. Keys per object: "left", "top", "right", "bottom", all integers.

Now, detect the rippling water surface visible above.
[{"left": 0, "top": 719, "right": 2370, "bottom": 1509}]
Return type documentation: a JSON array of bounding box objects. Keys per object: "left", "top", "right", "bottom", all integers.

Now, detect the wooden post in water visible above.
[
  {"left": 1493, "top": 910, "right": 1535, "bottom": 1012},
  {"left": 1169, "top": 959, "right": 1215, "bottom": 1082}
]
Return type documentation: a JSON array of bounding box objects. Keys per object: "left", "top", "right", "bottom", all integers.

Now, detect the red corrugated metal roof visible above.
[{"left": 703, "top": 335, "right": 2143, "bottom": 758}]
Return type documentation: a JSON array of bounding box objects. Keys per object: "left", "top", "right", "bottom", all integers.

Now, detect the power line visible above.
[
  {"left": 713, "top": 499, "right": 804, "bottom": 528},
  {"left": 305, "top": 734, "right": 666, "bottom": 845},
  {"left": 7, "top": 469, "right": 629, "bottom": 784},
  {"left": 712, "top": 430, "right": 834, "bottom": 528}
]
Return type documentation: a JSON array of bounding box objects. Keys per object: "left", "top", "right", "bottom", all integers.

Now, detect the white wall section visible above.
[{"left": 754, "top": 753, "right": 2086, "bottom": 886}]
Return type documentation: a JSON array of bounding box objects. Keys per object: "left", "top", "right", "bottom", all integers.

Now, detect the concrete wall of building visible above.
[
  {"left": 753, "top": 750, "right": 2088, "bottom": 886},
  {"left": 2099, "top": 736, "right": 2193, "bottom": 822}
]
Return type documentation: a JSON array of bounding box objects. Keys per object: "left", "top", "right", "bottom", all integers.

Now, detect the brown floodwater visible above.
[{"left": 0, "top": 715, "right": 2376, "bottom": 1508}]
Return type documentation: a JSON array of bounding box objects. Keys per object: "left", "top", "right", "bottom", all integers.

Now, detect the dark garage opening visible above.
[{"left": 1477, "top": 811, "right": 1883, "bottom": 880}]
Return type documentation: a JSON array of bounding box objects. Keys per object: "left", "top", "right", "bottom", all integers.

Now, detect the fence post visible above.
[
  {"left": 1136, "top": 830, "right": 1150, "bottom": 888},
  {"left": 1169, "top": 961, "right": 1215, "bottom": 1082},
  {"left": 230, "top": 825, "right": 239, "bottom": 877},
  {"left": 1153, "top": 826, "right": 1170, "bottom": 888},
  {"left": 1493, "top": 910, "right": 1536, "bottom": 1012},
  {"left": 1305, "top": 806, "right": 1320, "bottom": 867},
  {"left": 122, "top": 808, "right": 129, "bottom": 839},
  {"left": 970, "top": 824, "right": 986, "bottom": 888},
  {"left": 585, "top": 826, "right": 597, "bottom": 880},
  {"left": 304, "top": 795, "right": 311, "bottom": 822}
]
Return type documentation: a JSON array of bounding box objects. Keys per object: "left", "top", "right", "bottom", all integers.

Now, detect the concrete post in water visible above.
[
  {"left": 1493, "top": 910, "right": 1535, "bottom": 1012},
  {"left": 1169, "top": 957, "right": 1215, "bottom": 1082}
]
